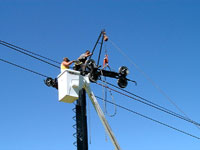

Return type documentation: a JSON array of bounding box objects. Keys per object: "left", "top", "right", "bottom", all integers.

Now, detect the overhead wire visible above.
[
  {"left": 0, "top": 58, "right": 49, "bottom": 78},
  {"left": 96, "top": 82, "right": 200, "bottom": 127},
  {"left": 2, "top": 39, "right": 200, "bottom": 138},
  {"left": 0, "top": 41, "right": 60, "bottom": 69},
  {"left": 0, "top": 40, "right": 60, "bottom": 64},
  {"left": 101, "top": 79, "right": 200, "bottom": 126},
  {"left": 103, "top": 40, "right": 118, "bottom": 117},
  {"left": 95, "top": 95, "right": 200, "bottom": 140},
  {"left": 2, "top": 55, "right": 200, "bottom": 141},
  {"left": 3, "top": 39, "right": 199, "bottom": 127},
  {"left": 100, "top": 70, "right": 117, "bottom": 117},
  {"left": 109, "top": 39, "right": 198, "bottom": 128},
  {"left": 2, "top": 39, "right": 199, "bottom": 127}
]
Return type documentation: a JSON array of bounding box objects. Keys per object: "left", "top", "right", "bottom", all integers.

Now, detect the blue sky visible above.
[{"left": 1, "top": 0, "right": 200, "bottom": 150}]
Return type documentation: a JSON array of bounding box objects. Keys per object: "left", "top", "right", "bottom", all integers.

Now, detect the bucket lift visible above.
[
  {"left": 57, "top": 69, "right": 81, "bottom": 103},
  {"left": 57, "top": 68, "right": 121, "bottom": 150},
  {"left": 45, "top": 58, "right": 135, "bottom": 149},
  {"left": 44, "top": 30, "right": 137, "bottom": 150}
]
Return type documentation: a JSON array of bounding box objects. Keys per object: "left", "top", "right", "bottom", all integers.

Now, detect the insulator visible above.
[
  {"left": 52, "top": 78, "right": 58, "bottom": 89},
  {"left": 88, "top": 72, "right": 99, "bottom": 83},
  {"left": 44, "top": 77, "right": 53, "bottom": 87},
  {"left": 117, "top": 78, "right": 128, "bottom": 88},
  {"left": 85, "top": 59, "right": 96, "bottom": 72},
  {"left": 118, "top": 66, "right": 129, "bottom": 76}
]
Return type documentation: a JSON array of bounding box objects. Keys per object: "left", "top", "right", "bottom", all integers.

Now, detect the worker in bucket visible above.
[
  {"left": 60, "top": 57, "right": 75, "bottom": 72},
  {"left": 73, "top": 50, "right": 92, "bottom": 71}
]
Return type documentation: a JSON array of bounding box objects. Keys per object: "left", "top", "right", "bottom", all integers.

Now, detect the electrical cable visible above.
[
  {"left": 2, "top": 37, "right": 199, "bottom": 134},
  {"left": 95, "top": 95, "right": 200, "bottom": 140},
  {"left": 2, "top": 39, "right": 199, "bottom": 127},
  {"left": 0, "top": 58, "right": 49, "bottom": 78},
  {"left": 100, "top": 69, "right": 117, "bottom": 117},
  {"left": 96, "top": 82, "right": 200, "bottom": 127},
  {"left": 2, "top": 55, "right": 199, "bottom": 140},
  {"left": 2, "top": 38, "right": 200, "bottom": 142},
  {"left": 101, "top": 79, "right": 199, "bottom": 126},
  {"left": 0, "top": 42, "right": 60, "bottom": 69},
  {"left": 109, "top": 39, "right": 199, "bottom": 129},
  {"left": 0, "top": 40, "right": 60, "bottom": 64}
]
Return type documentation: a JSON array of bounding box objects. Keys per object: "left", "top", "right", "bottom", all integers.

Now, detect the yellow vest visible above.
[{"left": 61, "top": 63, "right": 69, "bottom": 72}]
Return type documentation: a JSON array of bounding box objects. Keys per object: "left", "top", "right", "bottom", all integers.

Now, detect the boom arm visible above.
[
  {"left": 84, "top": 85, "right": 121, "bottom": 150},
  {"left": 45, "top": 68, "right": 124, "bottom": 149}
]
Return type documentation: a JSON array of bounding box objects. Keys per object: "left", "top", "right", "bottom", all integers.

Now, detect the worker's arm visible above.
[
  {"left": 85, "top": 53, "right": 92, "bottom": 57},
  {"left": 62, "top": 60, "right": 75, "bottom": 67}
]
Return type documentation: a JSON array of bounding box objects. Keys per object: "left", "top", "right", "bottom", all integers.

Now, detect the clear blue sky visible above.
[{"left": 1, "top": 0, "right": 200, "bottom": 150}]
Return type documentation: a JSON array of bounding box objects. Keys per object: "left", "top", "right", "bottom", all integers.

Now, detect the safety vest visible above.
[{"left": 60, "top": 63, "right": 69, "bottom": 72}]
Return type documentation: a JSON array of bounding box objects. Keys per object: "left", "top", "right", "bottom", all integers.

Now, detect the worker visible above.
[
  {"left": 78, "top": 50, "right": 92, "bottom": 64},
  {"left": 60, "top": 57, "right": 75, "bottom": 72},
  {"left": 73, "top": 50, "right": 92, "bottom": 71}
]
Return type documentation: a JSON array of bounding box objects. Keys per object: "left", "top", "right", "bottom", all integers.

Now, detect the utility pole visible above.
[
  {"left": 75, "top": 89, "right": 88, "bottom": 150},
  {"left": 47, "top": 68, "right": 123, "bottom": 150},
  {"left": 45, "top": 30, "right": 133, "bottom": 150}
]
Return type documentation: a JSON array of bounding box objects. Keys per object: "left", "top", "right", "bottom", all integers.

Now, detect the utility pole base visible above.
[{"left": 76, "top": 89, "right": 88, "bottom": 150}]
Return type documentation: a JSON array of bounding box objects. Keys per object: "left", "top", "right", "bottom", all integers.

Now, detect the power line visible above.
[
  {"left": 1, "top": 39, "right": 199, "bottom": 143},
  {"left": 101, "top": 80, "right": 200, "bottom": 127},
  {"left": 2, "top": 39, "right": 199, "bottom": 132},
  {"left": 109, "top": 39, "right": 191, "bottom": 120},
  {"left": 0, "top": 58, "right": 49, "bottom": 78},
  {"left": 109, "top": 39, "right": 199, "bottom": 130},
  {"left": 0, "top": 41, "right": 60, "bottom": 69},
  {"left": 95, "top": 96, "right": 200, "bottom": 140},
  {"left": 0, "top": 40, "right": 60, "bottom": 64},
  {"left": 2, "top": 39, "right": 199, "bottom": 127},
  {"left": 96, "top": 82, "right": 200, "bottom": 127},
  {"left": 101, "top": 79, "right": 177, "bottom": 114}
]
